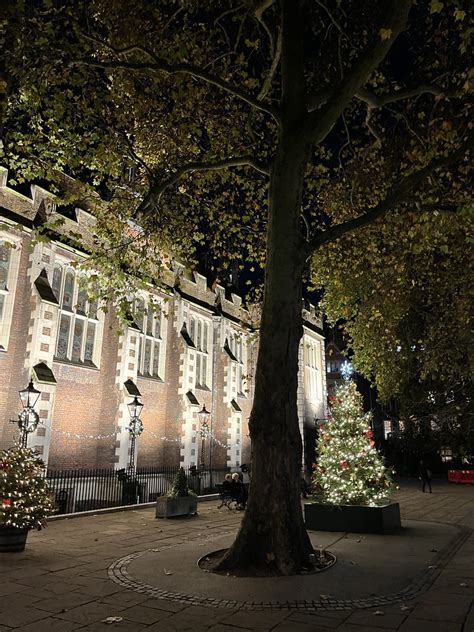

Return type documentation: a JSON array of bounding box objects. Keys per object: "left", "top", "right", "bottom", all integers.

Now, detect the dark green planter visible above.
[
  {"left": 155, "top": 495, "right": 198, "bottom": 518},
  {"left": 0, "top": 527, "right": 29, "bottom": 552},
  {"left": 304, "top": 502, "right": 401, "bottom": 534}
]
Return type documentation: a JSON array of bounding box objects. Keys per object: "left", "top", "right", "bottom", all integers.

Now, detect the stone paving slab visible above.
[
  {"left": 0, "top": 480, "right": 472, "bottom": 631},
  {"left": 120, "top": 520, "right": 462, "bottom": 606}
]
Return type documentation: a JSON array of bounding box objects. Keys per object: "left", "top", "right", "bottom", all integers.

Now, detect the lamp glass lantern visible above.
[
  {"left": 19, "top": 380, "right": 41, "bottom": 410},
  {"left": 127, "top": 396, "right": 143, "bottom": 420},
  {"left": 198, "top": 405, "right": 210, "bottom": 434}
]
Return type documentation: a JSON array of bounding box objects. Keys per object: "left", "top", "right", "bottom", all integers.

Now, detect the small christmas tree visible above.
[
  {"left": 167, "top": 467, "right": 196, "bottom": 498},
  {"left": 0, "top": 446, "right": 54, "bottom": 530},
  {"left": 312, "top": 381, "right": 392, "bottom": 506}
]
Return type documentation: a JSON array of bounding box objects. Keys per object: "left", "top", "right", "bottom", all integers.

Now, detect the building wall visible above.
[
  {"left": 0, "top": 170, "right": 326, "bottom": 471},
  {"left": 0, "top": 227, "right": 33, "bottom": 449}
]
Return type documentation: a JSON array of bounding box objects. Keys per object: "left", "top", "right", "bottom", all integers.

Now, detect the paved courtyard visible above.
[{"left": 0, "top": 478, "right": 472, "bottom": 631}]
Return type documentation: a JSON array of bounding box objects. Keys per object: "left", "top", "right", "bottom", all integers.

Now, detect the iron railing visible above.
[{"left": 46, "top": 465, "right": 228, "bottom": 515}]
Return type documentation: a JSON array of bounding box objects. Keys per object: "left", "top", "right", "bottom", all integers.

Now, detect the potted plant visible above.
[
  {"left": 0, "top": 446, "right": 54, "bottom": 552},
  {"left": 156, "top": 467, "right": 198, "bottom": 518},
  {"left": 305, "top": 381, "right": 401, "bottom": 534}
]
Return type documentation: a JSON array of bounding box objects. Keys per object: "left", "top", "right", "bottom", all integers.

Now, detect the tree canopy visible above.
[{"left": 2, "top": 0, "right": 472, "bottom": 575}]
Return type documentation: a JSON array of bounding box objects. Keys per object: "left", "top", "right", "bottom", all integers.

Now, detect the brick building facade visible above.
[{"left": 0, "top": 167, "right": 327, "bottom": 473}]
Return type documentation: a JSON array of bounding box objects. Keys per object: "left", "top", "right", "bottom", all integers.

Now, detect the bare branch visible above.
[
  {"left": 254, "top": 0, "right": 275, "bottom": 21},
  {"left": 364, "top": 106, "right": 383, "bottom": 146},
  {"left": 75, "top": 40, "right": 280, "bottom": 124},
  {"left": 214, "top": 4, "right": 244, "bottom": 49},
  {"left": 412, "top": 201, "right": 465, "bottom": 213},
  {"left": 234, "top": 12, "right": 249, "bottom": 52},
  {"left": 306, "top": 87, "right": 332, "bottom": 111},
  {"left": 314, "top": 0, "right": 349, "bottom": 42},
  {"left": 136, "top": 155, "right": 270, "bottom": 218},
  {"left": 163, "top": 7, "right": 184, "bottom": 31},
  {"left": 255, "top": 11, "right": 275, "bottom": 56},
  {"left": 356, "top": 84, "right": 463, "bottom": 108},
  {"left": 258, "top": 27, "right": 281, "bottom": 100},
  {"left": 307, "top": 134, "right": 473, "bottom": 253},
  {"left": 121, "top": 134, "right": 154, "bottom": 178},
  {"left": 305, "top": 0, "right": 413, "bottom": 139},
  {"left": 281, "top": 0, "right": 306, "bottom": 118}
]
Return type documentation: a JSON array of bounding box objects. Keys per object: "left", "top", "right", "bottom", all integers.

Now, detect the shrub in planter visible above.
[
  {"left": 0, "top": 447, "right": 54, "bottom": 551},
  {"left": 156, "top": 467, "right": 198, "bottom": 518}
]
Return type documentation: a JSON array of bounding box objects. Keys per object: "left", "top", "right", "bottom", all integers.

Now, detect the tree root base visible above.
[{"left": 198, "top": 548, "right": 337, "bottom": 577}]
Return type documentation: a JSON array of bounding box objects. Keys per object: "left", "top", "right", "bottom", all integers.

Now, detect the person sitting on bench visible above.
[
  {"left": 231, "top": 472, "right": 248, "bottom": 509},
  {"left": 222, "top": 473, "right": 233, "bottom": 494}
]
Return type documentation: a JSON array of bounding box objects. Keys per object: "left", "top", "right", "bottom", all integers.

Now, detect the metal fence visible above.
[{"left": 46, "top": 465, "right": 228, "bottom": 515}]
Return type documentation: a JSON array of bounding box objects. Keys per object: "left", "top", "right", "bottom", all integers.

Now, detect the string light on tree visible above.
[
  {"left": 312, "top": 381, "right": 393, "bottom": 507},
  {"left": 0, "top": 446, "right": 54, "bottom": 530}
]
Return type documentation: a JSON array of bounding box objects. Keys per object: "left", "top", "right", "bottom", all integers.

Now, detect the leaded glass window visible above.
[
  {"left": 62, "top": 270, "right": 74, "bottom": 310},
  {"left": 305, "top": 340, "right": 320, "bottom": 401},
  {"left": 0, "top": 239, "right": 20, "bottom": 350},
  {"left": 189, "top": 315, "right": 210, "bottom": 388},
  {"left": 0, "top": 242, "right": 11, "bottom": 291},
  {"left": 53, "top": 265, "right": 99, "bottom": 364},
  {"left": 57, "top": 314, "right": 71, "bottom": 359},
  {"left": 229, "top": 331, "right": 246, "bottom": 395},
  {"left": 135, "top": 300, "right": 162, "bottom": 378}
]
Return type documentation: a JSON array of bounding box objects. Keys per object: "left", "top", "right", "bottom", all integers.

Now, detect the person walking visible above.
[{"left": 419, "top": 459, "right": 432, "bottom": 493}]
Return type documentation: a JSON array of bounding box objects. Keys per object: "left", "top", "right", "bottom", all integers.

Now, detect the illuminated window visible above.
[
  {"left": 0, "top": 241, "right": 11, "bottom": 321},
  {"left": 188, "top": 315, "right": 210, "bottom": 388},
  {"left": 229, "top": 331, "right": 246, "bottom": 395},
  {"left": 0, "top": 237, "right": 21, "bottom": 350},
  {"left": 135, "top": 299, "right": 162, "bottom": 378},
  {"left": 305, "top": 340, "right": 320, "bottom": 401},
  {"left": 53, "top": 266, "right": 99, "bottom": 364}
]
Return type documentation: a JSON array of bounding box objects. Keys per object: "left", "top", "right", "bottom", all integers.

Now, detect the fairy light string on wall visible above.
[{"left": 48, "top": 428, "right": 242, "bottom": 450}]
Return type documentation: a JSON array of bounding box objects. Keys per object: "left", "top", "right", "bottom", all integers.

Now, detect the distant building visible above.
[
  {"left": 0, "top": 167, "right": 326, "bottom": 473},
  {"left": 325, "top": 341, "right": 348, "bottom": 395}
]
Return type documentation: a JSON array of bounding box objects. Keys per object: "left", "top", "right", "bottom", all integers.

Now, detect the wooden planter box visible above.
[
  {"left": 0, "top": 527, "right": 29, "bottom": 552},
  {"left": 304, "top": 501, "right": 401, "bottom": 534},
  {"left": 155, "top": 495, "right": 198, "bottom": 518}
]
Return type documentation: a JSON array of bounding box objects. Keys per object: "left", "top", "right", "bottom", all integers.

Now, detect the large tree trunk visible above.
[{"left": 215, "top": 133, "right": 314, "bottom": 575}]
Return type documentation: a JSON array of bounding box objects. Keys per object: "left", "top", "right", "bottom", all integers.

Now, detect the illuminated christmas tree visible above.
[
  {"left": 312, "top": 381, "right": 392, "bottom": 506},
  {"left": 0, "top": 447, "right": 54, "bottom": 531}
]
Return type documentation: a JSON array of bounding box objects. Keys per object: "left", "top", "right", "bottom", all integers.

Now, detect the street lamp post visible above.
[
  {"left": 126, "top": 395, "right": 144, "bottom": 475},
  {"left": 15, "top": 379, "right": 41, "bottom": 448},
  {"left": 198, "top": 404, "right": 211, "bottom": 487}
]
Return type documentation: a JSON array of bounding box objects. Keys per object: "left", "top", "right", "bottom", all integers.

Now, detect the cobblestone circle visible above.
[{"left": 108, "top": 525, "right": 471, "bottom": 611}]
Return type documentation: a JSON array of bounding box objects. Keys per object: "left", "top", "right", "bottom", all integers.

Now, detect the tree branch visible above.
[
  {"left": 307, "top": 134, "right": 473, "bottom": 253},
  {"left": 258, "top": 27, "right": 282, "bottom": 100},
  {"left": 356, "top": 84, "right": 462, "bottom": 108},
  {"left": 281, "top": 0, "right": 306, "bottom": 120},
  {"left": 254, "top": 0, "right": 275, "bottom": 21},
  {"left": 75, "top": 45, "right": 280, "bottom": 124},
  {"left": 305, "top": 0, "right": 412, "bottom": 132},
  {"left": 308, "top": 82, "right": 462, "bottom": 113},
  {"left": 135, "top": 155, "right": 270, "bottom": 218},
  {"left": 314, "top": 0, "right": 350, "bottom": 43}
]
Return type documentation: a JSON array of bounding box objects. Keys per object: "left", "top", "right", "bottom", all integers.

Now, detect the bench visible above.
[{"left": 216, "top": 483, "right": 239, "bottom": 509}]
